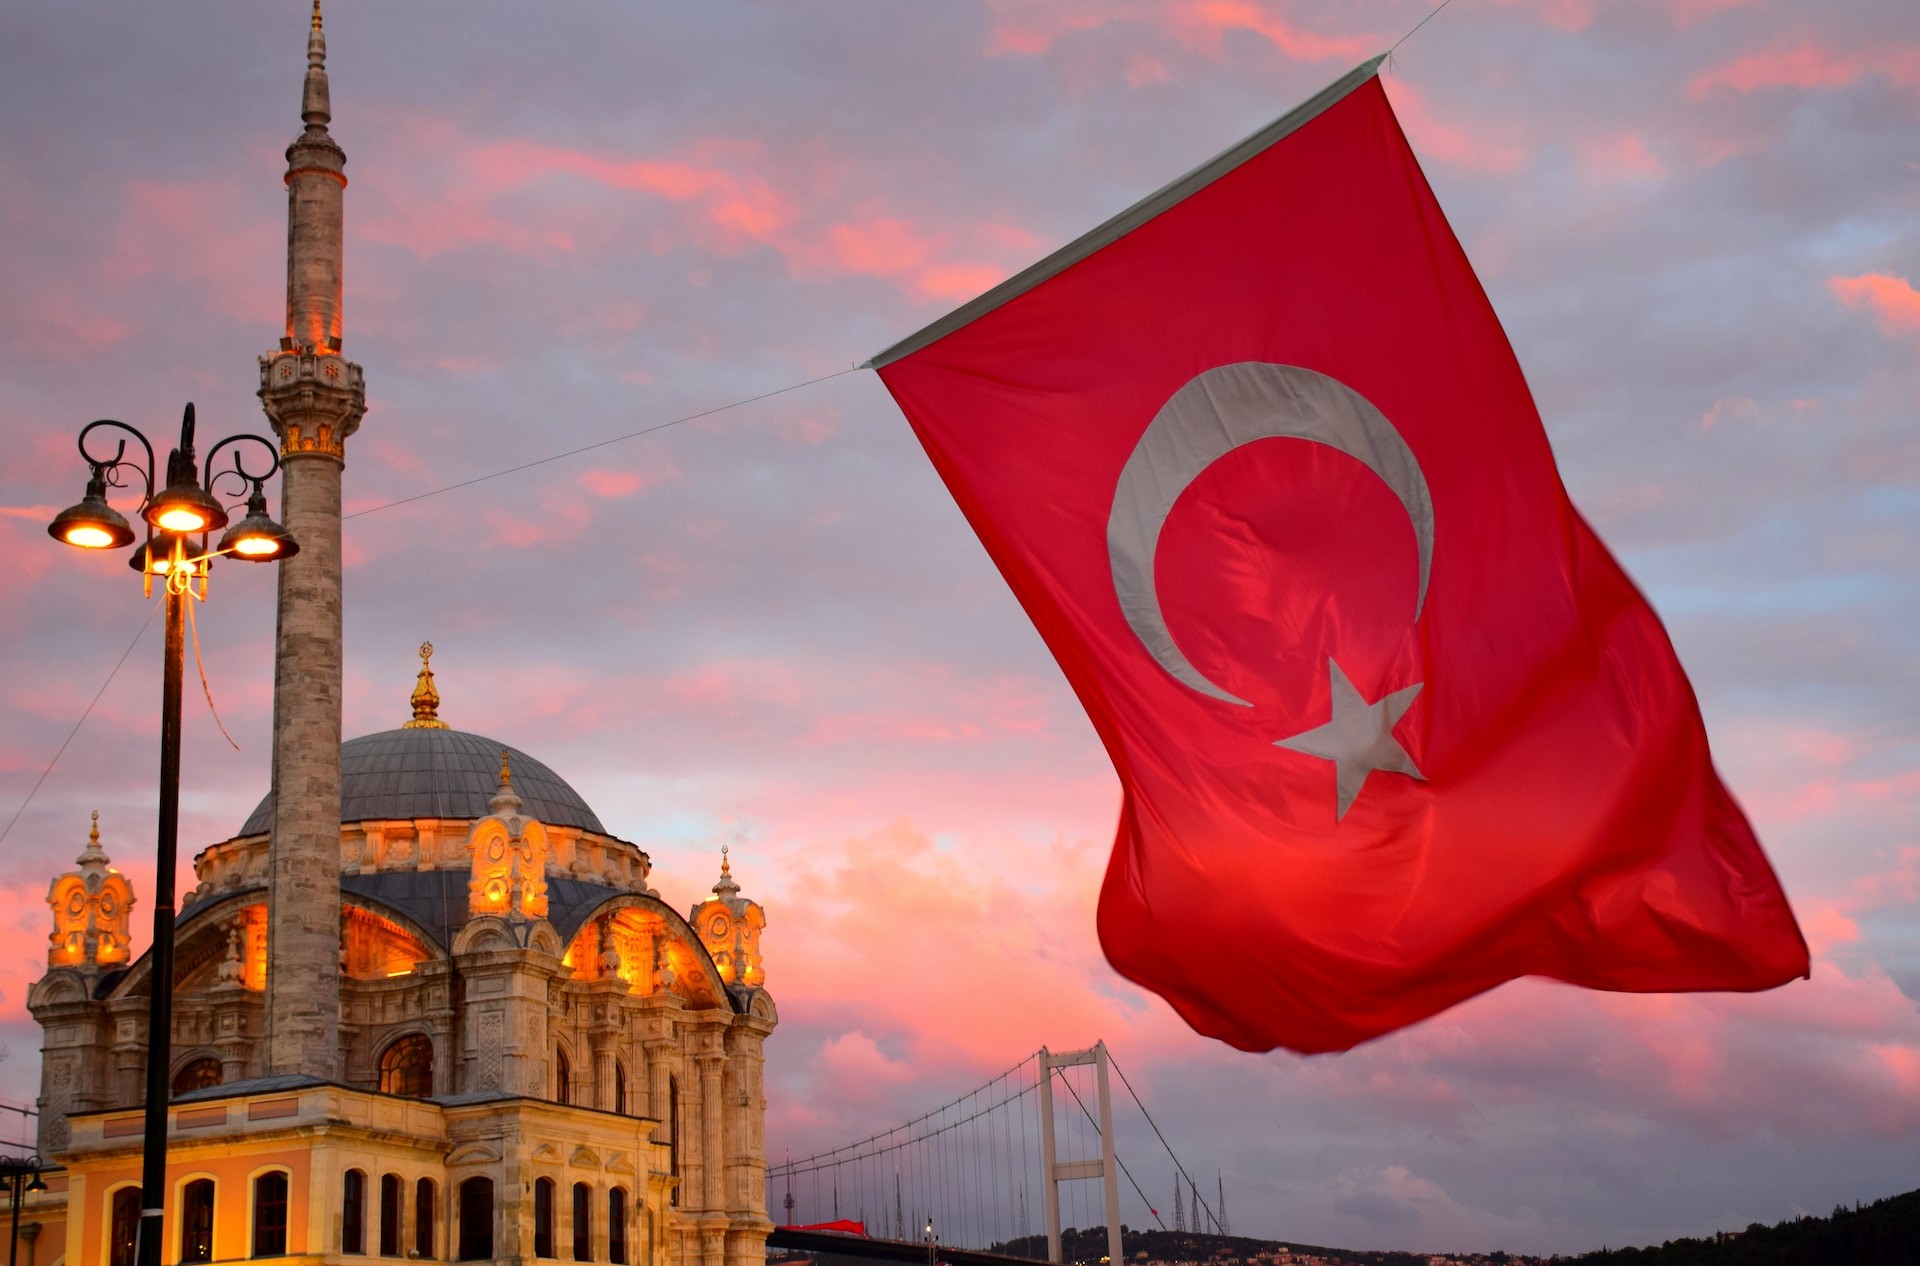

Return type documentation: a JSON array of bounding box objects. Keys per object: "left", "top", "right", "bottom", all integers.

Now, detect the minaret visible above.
[{"left": 256, "top": 0, "right": 363, "bottom": 1078}]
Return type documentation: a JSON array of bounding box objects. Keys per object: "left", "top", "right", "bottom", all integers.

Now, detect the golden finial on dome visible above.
[
  {"left": 403, "top": 641, "right": 447, "bottom": 729},
  {"left": 499, "top": 748, "right": 513, "bottom": 786},
  {"left": 311, "top": 0, "right": 323, "bottom": 33},
  {"left": 720, "top": 841, "right": 731, "bottom": 878}
]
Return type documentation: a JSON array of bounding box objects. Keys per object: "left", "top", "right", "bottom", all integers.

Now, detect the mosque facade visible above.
[{"left": 15, "top": 10, "right": 777, "bottom": 1266}]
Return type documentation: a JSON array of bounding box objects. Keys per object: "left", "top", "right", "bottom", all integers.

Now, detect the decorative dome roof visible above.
[{"left": 239, "top": 727, "right": 605, "bottom": 836}]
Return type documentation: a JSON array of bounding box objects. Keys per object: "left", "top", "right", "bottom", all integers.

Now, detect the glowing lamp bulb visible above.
[
  {"left": 232, "top": 534, "right": 279, "bottom": 557},
  {"left": 154, "top": 505, "right": 211, "bottom": 533},
  {"left": 62, "top": 523, "right": 118, "bottom": 549}
]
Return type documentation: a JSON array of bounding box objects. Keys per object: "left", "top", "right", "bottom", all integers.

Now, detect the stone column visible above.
[
  {"left": 256, "top": 5, "right": 364, "bottom": 1080},
  {"left": 697, "top": 1040, "right": 726, "bottom": 1213}
]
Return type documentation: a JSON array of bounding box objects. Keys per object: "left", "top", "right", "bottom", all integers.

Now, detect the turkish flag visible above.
[{"left": 869, "top": 61, "right": 1808, "bottom": 1054}]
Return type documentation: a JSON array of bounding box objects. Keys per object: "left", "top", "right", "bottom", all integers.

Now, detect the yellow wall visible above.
[{"left": 66, "top": 1145, "right": 310, "bottom": 1266}]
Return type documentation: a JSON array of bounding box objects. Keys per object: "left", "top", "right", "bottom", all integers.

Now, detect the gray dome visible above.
[{"left": 239, "top": 727, "right": 605, "bottom": 836}]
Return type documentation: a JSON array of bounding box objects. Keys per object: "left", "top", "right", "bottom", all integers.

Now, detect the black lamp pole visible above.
[
  {"left": 44, "top": 405, "right": 295, "bottom": 1266},
  {"left": 135, "top": 570, "right": 186, "bottom": 1266}
]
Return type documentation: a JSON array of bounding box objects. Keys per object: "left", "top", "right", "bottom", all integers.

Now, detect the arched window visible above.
[
  {"left": 607, "top": 1188, "right": 628, "bottom": 1266},
  {"left": 254, "top": 1171, "right": 290, "bottom": 1257},
  {"left": 456, "top": 1178, "right": 494, "bottom": 1262},
  {"left": 109, "top": 1186, "right": 141, "bottom": 1266},
  {"left": 343, "top": 1170, "right": 367, "bottom": 1255},
  {"left": 553, "top": 1047, "right": 571, "bottom": 1105},
  {"left": 415, "top": 1178, "right": 437, "bottom": 1259},
  {"left": 379, "top": 1034, "right": 435, "bottom": 1098},
  {"left": 613, "top": 1061, "right": 627, "bottom": 1115},
  {"left": 182, "top": 1178, "right": 216, "bottom": 1263},
  {"left": 173, "top": 1058, "right": 223, "bottom": 1097},
  {"left": 379, "top": 1174, "right": 404, "bottom": 1256},
  {"left": 571, "top": 1182, "right": 592, "bottom": 1262},
  {"left": 533, "top": 1179, "right": 555, "bottom": 1259}
]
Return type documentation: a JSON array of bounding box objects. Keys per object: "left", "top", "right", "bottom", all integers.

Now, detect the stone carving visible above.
[{"left": 477, "top": 1009, "right": 505, "bottom": 1091}]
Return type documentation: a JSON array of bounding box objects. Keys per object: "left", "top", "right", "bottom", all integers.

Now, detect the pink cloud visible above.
[
  {"left": 1691, "top": 42, "right": 1920, "bottom": 98},
  {"left": 1, "top": 505, "right": 68, "bottom": 586},
  {"left": 473, "top": 455, "right": 676, "bottom": 549},
  {"left": 1699, "top": 395, "right": 1760, "bottom": 429},
  {"left": 1663, "top": 0, "right": 1761, "bottom": 26},
  {"left": 1799, "top": 905, "right": 1860, "bottom": 956},
  {"left": 579, "top": 468, "right": 654, "bottom": 499},
  {"left": 1187, "top": 1, "right": 1378, "bottom": 62},
  {"left": 1487, "top": 0, "right": 1594, "bottom": 33},
  {"left": 662, "top": 659, "right": 807, "bottom": 715},
  {"left": 982, "top": 0, "right": 1376, "bottom": 64},
  {"left": 816, "top": 1031, "right": 918, "bottom": 1087},
  {"left": 360, "top": 118, "right": 1038, "bottom": 307},
  {"left": 99, "top": 178, "right": 280, "bottom": 323},
  {"left": 1829, "top": 273, "right": 1920, "bottom": 339},
  {"left": 808, "top": 670, "right": 1055, "bottom": 746},
  {"left": 913, "top": 262, "right": 1010, "bottom": 302},
  {"left": 6, "top": 295, "right": 131, "bottom": 361},
  {"left": 1382, "top": 79, "right": 1531, "bottom": 175},
  {"left": 766, "top": 819, "right": 1139, "bottom": 1067},
  {"left": 1581, "top": 131, "right": 1664, "bottom": 181},
  {"left": 830, "top": 218, "right": 942, "bottom": 277}
]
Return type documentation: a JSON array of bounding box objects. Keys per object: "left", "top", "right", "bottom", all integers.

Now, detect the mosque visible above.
[{"left": 16, "top": 9, "right": 778, "bottom": 1266}]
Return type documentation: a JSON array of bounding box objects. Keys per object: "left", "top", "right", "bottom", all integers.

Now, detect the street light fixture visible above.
[
  {"left": 0, "top": 1155, "right": 47, "bottom": 1266},
  {"left": 45, "top": 402, "right": 295, "bottom": 1266}
]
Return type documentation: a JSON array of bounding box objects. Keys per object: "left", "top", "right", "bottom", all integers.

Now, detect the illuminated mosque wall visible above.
[{"left": 23, "top": 721, "right": 778, "bottom": 1266}]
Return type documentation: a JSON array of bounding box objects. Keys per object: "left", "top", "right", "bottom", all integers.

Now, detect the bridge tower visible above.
[{"left": 1036, "top": 1042, "right": 1123, "bottom": 1266}]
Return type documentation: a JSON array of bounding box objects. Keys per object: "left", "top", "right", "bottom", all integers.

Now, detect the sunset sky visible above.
[{"left": 2, "top": 0, "right": 1917, "bottom": 1256}]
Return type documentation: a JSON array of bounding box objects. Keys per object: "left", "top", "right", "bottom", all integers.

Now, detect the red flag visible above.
[{"left": 868, "top": 61, "right": 1807, "bottom": 1054}]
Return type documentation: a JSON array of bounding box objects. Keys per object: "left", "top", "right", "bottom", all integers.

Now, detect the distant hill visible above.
[
  {"left": 1002, "top": 1188, "right": 1920, "bottom": 1265},
  {"left": 1560, "top": 1188, "right": 1920, "bottom": 1264},
  {"left": 774, "top": 1188, "right": 1920, "bottom": 1266}
]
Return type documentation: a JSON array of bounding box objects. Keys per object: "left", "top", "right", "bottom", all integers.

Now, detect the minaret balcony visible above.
[{"left": 257, "top": 347, "right": 365, "bottom": 458}]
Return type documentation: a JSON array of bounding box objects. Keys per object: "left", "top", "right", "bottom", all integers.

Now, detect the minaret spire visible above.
[
  {"left": 303, "top": 0, "right": 331, "bottom": 133},
  {"left": 257, "top": 1, "right": 365, "bottom": 1080}
]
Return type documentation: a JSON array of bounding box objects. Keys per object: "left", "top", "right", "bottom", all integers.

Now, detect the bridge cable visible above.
[
  {"left": 774, "top": 1051, "right": 1039, "bottom": 1175},
  {"left": 1106, "top": 1050, "right": 1220, "bottom": 1235},
  {"left": 1052, "top": 1063, "right": 1167, "bottom": 1233}
]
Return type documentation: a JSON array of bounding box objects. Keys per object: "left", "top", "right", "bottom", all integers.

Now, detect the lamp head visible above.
[
  {"left": 216, "top": 484, "right": 299, "bottom": 562},
  {"left": 128, "top": 537, "right": 181, "bottom": 575},
  {"left": 143, "top": 403, "right": 228, "bottom": 535},
  {"left": 145, "top": 478, "right": 226, "bottom": 535},
  {"left": 47, "top": 468, "right": 136, "bottom": 550}
]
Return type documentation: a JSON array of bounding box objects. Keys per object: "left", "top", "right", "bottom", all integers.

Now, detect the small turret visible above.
[
  {"left": 46, "top": 812, "right": 136, "bottom": 970},
  {"left": 690, "top": 844, "right": 766, "bottom": 988},
  {"left": 466, "top": 747, "right": 547, "bottom": 920}
]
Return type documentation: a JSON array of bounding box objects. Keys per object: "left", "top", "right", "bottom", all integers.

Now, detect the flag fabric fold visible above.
[{"left": 870, "top": 62, "right": 1808, "bottom": 1054}]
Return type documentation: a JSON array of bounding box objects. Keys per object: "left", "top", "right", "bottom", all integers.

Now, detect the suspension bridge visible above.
[{"left": 767, "top": 1043, "right": 1231, "bottom": 1266}]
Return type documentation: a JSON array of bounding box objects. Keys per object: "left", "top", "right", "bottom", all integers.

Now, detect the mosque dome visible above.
[
  {"left": 238, "top": 643, "right": 605, "bottom": 836},
  {"left": 238, "top": 727, "right": 606, "bottom": 837}
]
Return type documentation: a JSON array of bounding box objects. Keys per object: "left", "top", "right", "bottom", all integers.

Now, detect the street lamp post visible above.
[
  {"left": 46, "top": 403, "right": 296, "bottom": 1266},
  {"left": 0, "top": 1156, "right": 47, "bottom": 1266}
]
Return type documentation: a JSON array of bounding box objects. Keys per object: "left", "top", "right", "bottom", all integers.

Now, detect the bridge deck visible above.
[{"left": 767, "top": 1228, "right": 1056, "bottom": 1266}]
